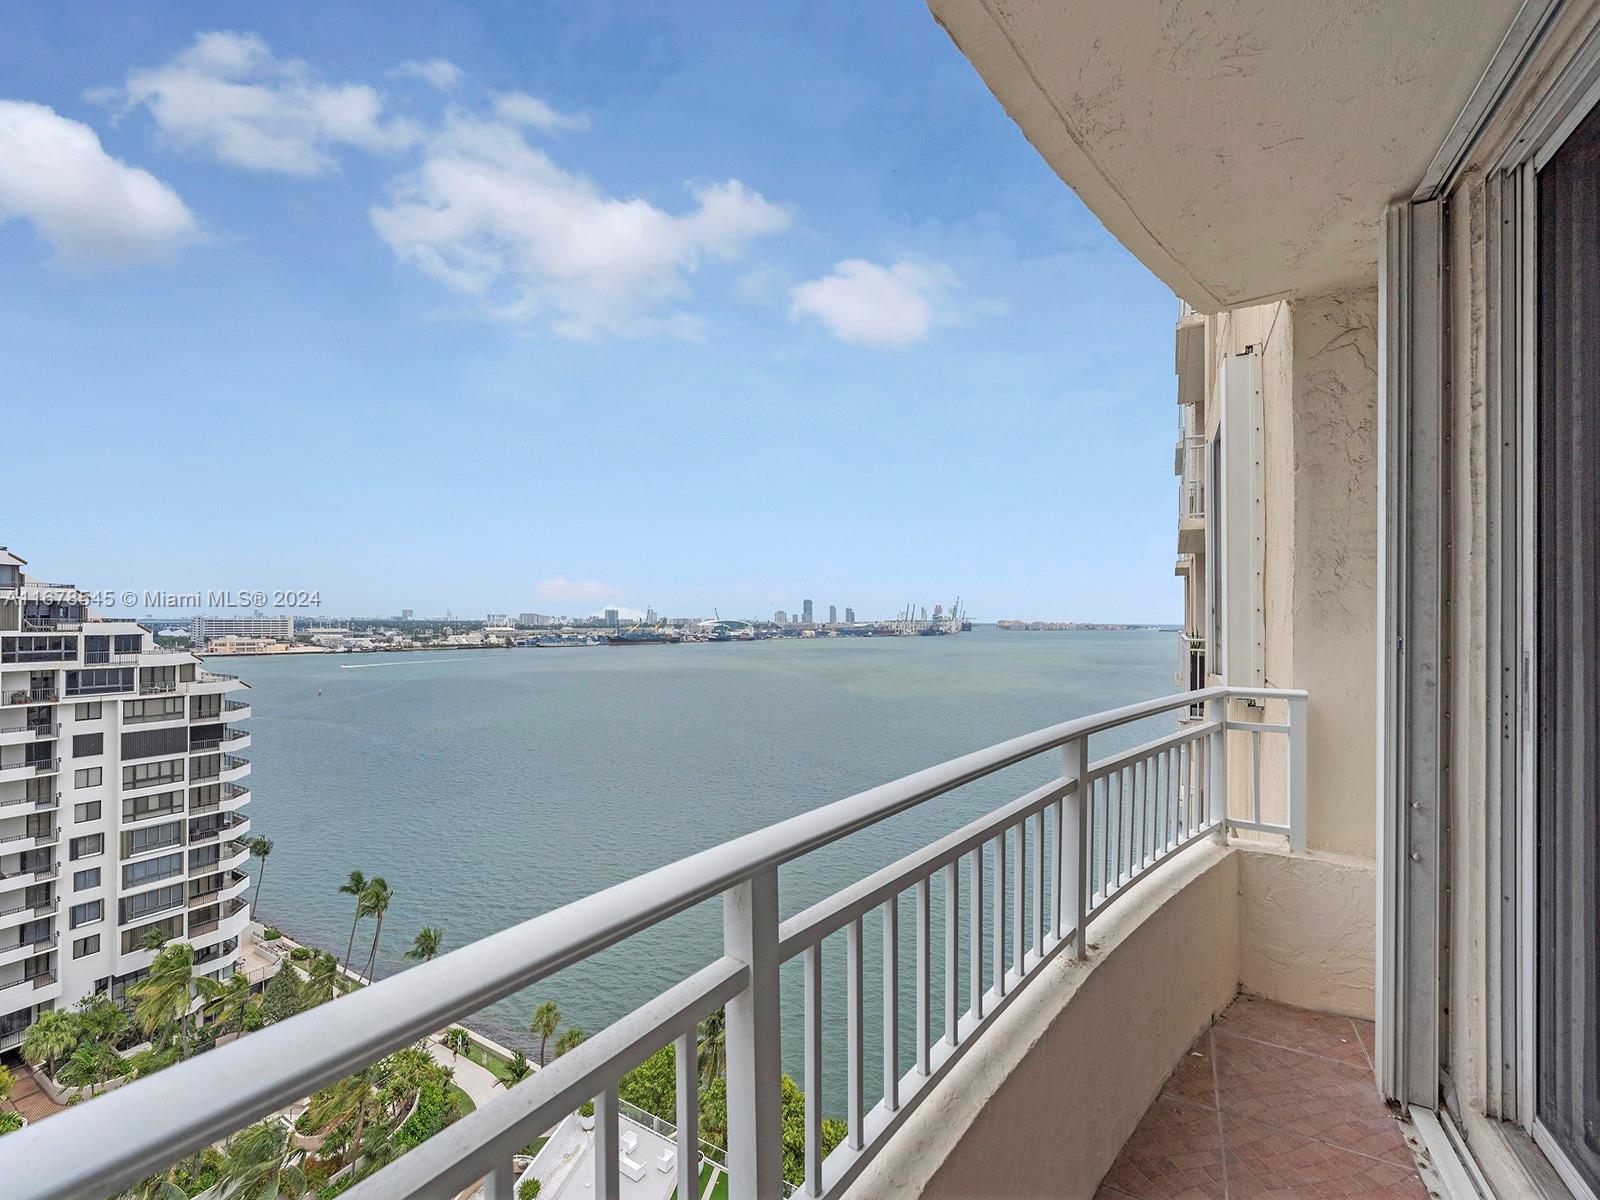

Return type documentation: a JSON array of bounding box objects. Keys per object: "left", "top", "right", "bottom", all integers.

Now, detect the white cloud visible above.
[
  {"left": 0, "top": 100, "right": 196, "bottom": 264},
  {"left": 533, "top": 576, "right": 620, "bottom": 606},
  {"left": 392, "top": 59, "right": 462, "bottom": 91},
  {"left": 111, "top": 31, "right": 420, "bottom": 175},
  {"left": 789, "top": 258, "right": 954, "bottom": 348},
  {"left": 371, "top": 115, "right": 791, "bottom": 337},
  {"left": 492, "top": 92, "right": 588, "bottom": 133}
]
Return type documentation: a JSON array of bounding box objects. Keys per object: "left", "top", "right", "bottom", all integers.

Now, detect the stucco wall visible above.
[
  {"left": 841, "top": 844, "right": 1241, "bottom": 1200},
  {"left": 1236, "top": 844, "right": 1376, "bottom": 1018},
  {"left": 1288, "top": 287, "right": 1380, "bottom": 858}
]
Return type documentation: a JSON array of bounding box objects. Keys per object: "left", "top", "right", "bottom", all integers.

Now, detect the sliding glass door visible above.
[{"left": 1536, "top": 91, "right": 1600, "bottom": 1198}]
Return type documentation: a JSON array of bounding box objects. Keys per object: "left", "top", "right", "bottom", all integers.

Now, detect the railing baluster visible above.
[
  {"left": 1206, "top": 695, "right": 1226, "bottom": 839},
  {"left": 969, "top": 847, "right": 984, "bottom": 1020},
  {"left": 916, "top": 876, "right": 932, "bottom": 1077},
  {"left": 846, "top": 917, "right": 865, "bottom": 1150},
  {"left": 1062, "top": 736, "right": 1088, "bottom": 959},
  {"left": 993, "top": 834, "right": 1007, "bottom": 998},
  {"left": 724, "top": 869, "right": 782, "bottom": 1200},
  {"left": 1251, "top": 727, "right": 1263, "bottom": 826},
  {"left": 800, "top": 948, "right": 821, "bottom": 1198},
  {"left": 1288, "top": 693, "right": 1308, "bottom": 852},
  {"left": 1011, "top": 823, "right": 1024, "bottom": 981},
  {"left": 1134, "top": 758, "right": 1146, "bottom": 869},
  {"left": 484, "top": 1161, "right": 514, "bottom": 1200},
  {"left": 1031, "top": 809, "right": 1044, "bottom": 960},
  {"left": 1049, "top": 795, "right": 1064, "bottom": 940},
  {"left": 883, "top": 897, "right": 899, "bottom": 1112},
  {"left": 943, "top": 861, "right": 960, "bottom": 1046},
  {"left": 596, "top": 1084, "right": 621, "bottom": 1200}
]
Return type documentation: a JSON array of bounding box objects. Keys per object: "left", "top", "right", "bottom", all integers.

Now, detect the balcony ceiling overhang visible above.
[{"left": 929, "top": 0, "right": 1520, "bottom": 310}]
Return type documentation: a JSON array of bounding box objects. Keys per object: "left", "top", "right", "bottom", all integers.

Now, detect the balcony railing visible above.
[
  {"left": 6, "top": 686, "right": 1306, "bottom": 1200},
  {"left": 4, "top": 690, "right": 57, "bottom": 706},
  {"left": 1179, "top": 434, "right": 1206, "bottom": 520}
]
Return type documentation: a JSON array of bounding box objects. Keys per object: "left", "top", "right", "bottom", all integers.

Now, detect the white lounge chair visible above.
[
  {"left": 620, "top": 1153, "right": 646, "bottom": 1182},
  {"left": 656, "top": 1148, "right": 676, "bottom": 1172},
  {"left": 620, "top": 1129, "right": 638, "bottom": 1154}
]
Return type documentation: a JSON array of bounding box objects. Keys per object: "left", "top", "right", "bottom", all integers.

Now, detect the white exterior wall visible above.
[{"left": 0, "top": 573, "right": 253, "bottom": 1045}]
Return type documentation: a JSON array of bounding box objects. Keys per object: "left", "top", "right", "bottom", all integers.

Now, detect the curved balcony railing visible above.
[{"left": 6, "top": 686, "right": 1307, "bottom": 1200}]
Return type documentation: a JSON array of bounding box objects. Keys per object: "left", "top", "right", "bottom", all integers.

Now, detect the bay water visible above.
[{"left": 232, "top": 627, "right": 1179, "bottom": 1112}]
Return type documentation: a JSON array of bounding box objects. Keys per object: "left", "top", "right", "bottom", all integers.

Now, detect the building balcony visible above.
[
  {"left": 0, "top": 686, "right": 1418, "bottom": 1200},
  {"left": 0, "top": 896, "right": 52, "bottom": 930},
  {"left": 0, "top": 723, "right": 55, "bottom": 746},
  {"left": 0, "top": 825, "right": 58, "bottom": 852},
  {"left": 187, "top": 871, "right": 250, "bottom": 909},
  {"left": 0, "top": 931, "right": 55, "bottom": 968},
  {"left": 0, "top": 971, "right": 58, "bottom": 1017},
  {"left": 0, "top": 757, "right": 56, "bottom": 783},
  {"left": 188, "top": 728, "right": 250, "bottom": 753},
  {"left": 218, "top": 755, "right": 249, "bottom": 783},
  {"left": 0, "top": 690, "right": 57, "bottom": 708}
]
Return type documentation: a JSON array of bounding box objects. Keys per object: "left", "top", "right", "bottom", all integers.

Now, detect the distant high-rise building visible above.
[
  {"left": 604, "top": 608, "right": 620, "bottom": 628},
  {"left": 400, "top": 609, "right": 414, "bottom": 620},
  {"left": 845, "top": 607, "right": 855, "bottom": 624},
  {"left": 485, "top": 613, "right": 508, "bottom": 627},
  {"left": 645, "top": 607, "right": 657, "bottom": 624},
  {"left": 519, "top": 612, "right": 554, "bottom": 627},
  {"left": 774, "top": 610, "right": 787, "bottom": 624},
  {"left": 802, "top": 599, "right": 814, "bottom": 625},
  {"left": 828, "top": 605, "right": 837, "bottom": 625}
]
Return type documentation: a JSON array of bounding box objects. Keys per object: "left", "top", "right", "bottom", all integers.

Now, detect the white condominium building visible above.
[
  {"left": 0, "top": 548, "right": 254, "bottom": 1050},
  {"left": 189, "top": 615, "right": 293, "bottom": 645}
]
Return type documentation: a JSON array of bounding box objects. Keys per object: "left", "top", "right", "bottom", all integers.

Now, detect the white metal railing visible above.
[
  {"left": 5, "top": 686, "right": 1306, "bottom": 1200},
  {"left": 1179, "top": 433, "right": 1206, "bottom": 520}
]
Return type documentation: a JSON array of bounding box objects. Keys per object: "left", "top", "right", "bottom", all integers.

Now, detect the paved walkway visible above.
[
  {"left": 1098, "top": 994, "right": 1427, "bottom": 1199},
  {"left": 427, "top": 1040, "right": 503, "bottom": 1110},
  {"left": 9, "top": 1065, "right": 65, "bottom": 1124}
]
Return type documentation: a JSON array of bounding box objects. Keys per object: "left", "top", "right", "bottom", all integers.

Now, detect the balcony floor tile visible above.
[{"left": 1102, "top": 995, "right": 1426, "bottom": 1200}]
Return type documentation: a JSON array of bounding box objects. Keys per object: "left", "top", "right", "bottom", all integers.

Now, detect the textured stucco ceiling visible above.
[{"left": 929, "top": 0, "right": 1521, "bottom": 309}]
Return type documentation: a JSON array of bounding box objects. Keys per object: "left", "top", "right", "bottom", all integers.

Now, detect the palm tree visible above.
[
  {"left": 442, "top": 1027, "right": 471, "bottom": 1060},
  {"left": 58, "top": 1039, "right": 124, "bottom": 1097},
  {"left": 22, "top": 1008, "right": 79, "bottom": 1080},
  {"left": 497, "top": 1049, "right": 533, "bottom": 1087},
  {"left": 199, "top": 971, "right": 262, "bottom": 1035},
  {"left": 0, "top": 1063, "right": 12, "bottom": 1104},
  {"left": 129, "top": 942, "right": 198, "bottom": 1060},
  {"left": 402, "top": 926, "right": 443, "bottom": 964},
  {"left": 305, "top": 1070, "right": 377, "bottom": 1165},
  {"left": 338, "top": 870, "right": 368, "bottom": 972},
  {"left": 246, "top": 836, "right": 274, "bottom": 914},
  {"left": 359, "top": 877, "right": 392, "bottom": 983},
  {"left": 697, "top": 1007, "right": 727, "bottom": 1085},
  {"left": 528, "top": 1001, "right": 561, "bottom": 1066},
  {"left": 554, "top": 1026, "right": 587, "bottom": 1059},
  {"left": 120, "top": 1170, "right": 187, "bottom": 1200},
  {"left": 300, "top": 949, "right": 342, "bottom": 1009},
  {"left": 140, "top": 926, "right": 170, "bottom": 954},
  {"left": 215, "top": 1120, "right": 306, "bottom": 1200}
]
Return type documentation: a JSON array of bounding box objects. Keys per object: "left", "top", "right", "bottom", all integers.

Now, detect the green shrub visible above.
[
  {"left": 518, "top": 1179, "right": 541, "bottom": 1200},
  {"left": 0, "top": 1110, "right": 24, "bottom": 1136},
  {"left": 262, "top": 928, "right": 282, "bottom": 941},
  {"left": 394, "top": 1077, "right": 450, "bottom": 1152},
  {"left": 262, "top": 968, "right": 304, "bottom": 1024},
  {"left": 579, "top": 1101, "right": 594, "bottom": 1119},
  {"left": 290, "top": 946, "right": 312, "bottom": 961}
]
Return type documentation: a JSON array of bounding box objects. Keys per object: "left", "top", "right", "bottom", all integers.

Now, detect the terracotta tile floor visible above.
[
  {"left": 8, "top": 1064, "right": 65, "bottom": 1123},
  {"left": 1098, "top": 995, "right": 1430, "bottom": 1200}
]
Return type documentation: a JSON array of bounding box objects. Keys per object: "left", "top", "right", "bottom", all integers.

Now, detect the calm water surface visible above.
[{"left": 233, "top": 628, "right": 1179, "bottom": 1110}]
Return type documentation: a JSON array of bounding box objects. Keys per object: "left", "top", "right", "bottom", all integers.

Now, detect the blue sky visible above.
[{"left": 0, "top": 2, "right": 1180, "bottom": 623}]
